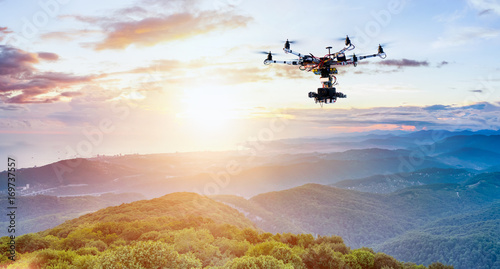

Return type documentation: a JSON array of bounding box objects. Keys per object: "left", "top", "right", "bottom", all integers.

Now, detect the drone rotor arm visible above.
[
  {"left": 357, "top": 53, "right": 385, "bottom": 61},
  {"left": 283, "top": 48, "right": 308, "bottom": 58},
  {"left": 263, "top": 59, "right": 302, "bottom": 66},
  {"left": 356, "top": 45, "right": 387, "bottom": 60}
]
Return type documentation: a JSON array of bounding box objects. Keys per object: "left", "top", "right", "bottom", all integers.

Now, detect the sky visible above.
[{"left": 1, "top": 0, "right": 500, "bottom": 167}]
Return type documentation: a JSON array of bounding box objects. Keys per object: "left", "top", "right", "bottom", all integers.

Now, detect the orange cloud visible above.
[
  {"left": 94, "top": 11, "right": 251, "bottom": 50},
  {"left": 0, "top": 27, "right": 13, "bottom": 42},
  {"left": 40, "top": 29, "right": 101, "bottom": 41}
]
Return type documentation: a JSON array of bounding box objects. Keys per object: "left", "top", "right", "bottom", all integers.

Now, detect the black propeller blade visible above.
[
  {"left": 334, "top": 35, "right": 355, "bottom": 41},
  {"left": 281, "top": 39, "right": 299, "bottom": 44},
  {"left": 256, "top": 51, "right": 277, "bottom": 55},
  {"left": 378, "top": 42, "right": 393, "bottom": 47},
  {"left": 335, "top": 35, "right": 354, "bottom": 46}
]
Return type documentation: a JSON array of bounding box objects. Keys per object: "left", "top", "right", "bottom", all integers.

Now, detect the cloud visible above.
[
  {"left": 93, "top": 11, "right": 250, "bottom": 50},
  {"left": 60, "top": 91, "right": 83, "bottom": 97},
  {"left": 468, "top": 0, "right": 500, "bottom": 16},
  {"left": 0, "top": 45, "right": 100, "bottom": 104},
  {"left": 437, "top": 61, "right": 449, "bottom": 68},
  {"left": 377, "top": 58, "right": 429, "bottom": 68},
  {"left": 40, "top": 29, "right": 101, "bottom": 41},
  {"left": 0, "top": 26, "right": 12, "bottom": 42},
  {"left": 478, "top": 8, "right": 493, "bottom": 15},
  {"left": 433, "top": 27, "right": 500, "bottom": 48},
  {"left": 113, "top": 58, "right": 302, "bottom": 86},
  {"left": 37, "top": 52, "right": 59, "bottom": 61},
  {"left": 283, "top": 102, "right": 500, "bottom": 131},
  {"left": 423, "top": 104, "right": 450, "bottom": 111},
  {"left": 0, "top": 45, "right": 40, "bottom": 75},
  {"left": 434, "top": 8, "right": 467, "bottom": 22},
  {"left": 58, "top": 0, "right": 251, "bottom": 50},
  {"left": 0, "top": 104, "right": 25, "bottom": 111}
]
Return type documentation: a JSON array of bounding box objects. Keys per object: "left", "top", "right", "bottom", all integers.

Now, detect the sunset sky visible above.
[{"left": 1, "top": 0, "right": 500, "bottom": 167}]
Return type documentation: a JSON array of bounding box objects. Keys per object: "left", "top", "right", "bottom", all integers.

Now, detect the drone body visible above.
[{"left": 263, "top": 36, "right": 386, "bottom": 105}]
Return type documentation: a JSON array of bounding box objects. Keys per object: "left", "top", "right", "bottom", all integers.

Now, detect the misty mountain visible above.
[
  {"left": 0, "top": 158, "right": 138, "bottom": 195},
  {"left": 213, "top": 173, "right": 500, "bottom": 268},
  {"left": 2, "top": 192, "right": 430, "bottom": 269},
  {"left": 5, "top": 130, "right": 499, "bottom": 200},
  {"left": 322, "top": 148, "right": 411, "bottom": 161},
  {"left": 3, "top": 148, "right": 451, "bottom": 199},
  {"left": 431, "top": 135, "right": 500, "bottom": 155},
  {"left": 332, "top": 167, "right": 474, "bottom": 193},
  {"left": 435, "top": 147, "right": 500, "bottom": 170},
  {"left": 378, "top": 202, "right": 500, "bottom": 269}
]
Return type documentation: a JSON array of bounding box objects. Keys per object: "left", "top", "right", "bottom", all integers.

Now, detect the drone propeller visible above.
[
  {"left": 378, "top": 42, "right": 393, "bottom": 47},
  {"left": 378, "top": 44, "right": 385, "bottom": 54},
  {"left": 283, "top": 39, "right": 300, "bottom": 50},
  {"left": 334, "top": 35, "right": 354, "bottom": 46},
  {"left": 334, "top": 35, "right": 355, "bottom": 41},
  {"left": 255, "top": 51, "right": 277, "bottom": 61},
  {"left": 281, "top": 39, "right": 299, "bottom": 44},
  {"left": 352, "top": 53, "right": 358, "bottom": 62},
  {"left": 256, "top": 51, "right": 277, "bottom": 55}
]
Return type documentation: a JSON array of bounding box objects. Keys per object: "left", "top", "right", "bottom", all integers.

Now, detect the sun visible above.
[{"left": 177, "top": 85, "right": 241, "bottom": 134}]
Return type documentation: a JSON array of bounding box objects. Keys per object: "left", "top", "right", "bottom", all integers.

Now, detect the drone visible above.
[{"left": 262, "top": 36, "right": 386, "bottom": 106}]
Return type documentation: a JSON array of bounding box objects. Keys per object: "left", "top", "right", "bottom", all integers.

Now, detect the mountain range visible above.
[
  {"left": 0, "top": 192, "right": 450, "bottom": 269},
  {"left": 1, "top": 129, "right": 499, "bottom": 268}
]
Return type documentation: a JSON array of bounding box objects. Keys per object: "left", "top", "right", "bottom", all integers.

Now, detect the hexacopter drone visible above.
[{"left": 262, "top": 36, "right": 386, "bottom": 106}]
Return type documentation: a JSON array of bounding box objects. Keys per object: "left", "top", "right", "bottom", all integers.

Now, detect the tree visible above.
[
  {"left": 224, "top": 255, "right": 293, "bottom": 269},
  {"left": 16, "top": 233, "right": 52, "bottom": 253},
  {"left": 374, "top": 252, "right": 402, "bottom": 269},
  {"left": 345, "top": 249, "right": 375, "bottom": 269},
  {"left": 97, "top": 241, "right": 202, "bottom": 269},
  {"left": 214, "top": 237, "right": 251, "bottom": 257},
  {"left": 247, "top": 241, "right": 289, "bottom": 257},
  {"left": 271, "top": 246, "right": 304, "bottom": 268},
  {"left": 241, "top": 228, "right": 261, "bottom": 244},
  {"left": 302, "top": 243, "right": 345, "bottom": 269},
  {"left": 428, "top": 262, "right": 454, "bottom": 269}
]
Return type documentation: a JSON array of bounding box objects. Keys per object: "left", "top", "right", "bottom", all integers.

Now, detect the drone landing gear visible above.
[{"left": 308, "top": 87, "right": 346, "bottom": 107}]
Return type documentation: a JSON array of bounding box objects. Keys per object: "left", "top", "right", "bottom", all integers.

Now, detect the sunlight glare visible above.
[{"left": 177, "top": 85, "right": 241, "bottom": 134}]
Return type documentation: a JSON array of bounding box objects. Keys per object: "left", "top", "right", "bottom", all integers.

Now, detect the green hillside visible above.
[
  {"left": 333, "top": 168, "right": 473, "bottom": 193},
  {"left": 213, "top": 174, "right": 500, "bottom": 269},
  {"left": 0, "top": 192, "right": 449, "bottom": 269},
  {"left": 378, "top": 203, "right": 500, "bottom": 269},
  {"left": 247, "top": 174, "right": 500, "bottom": 245},
  {"left": 54, "top": 192, "right": 257, "bottom": 231},
  {"left": 0, "top": 193, "right": 145, "bottom": 236}
]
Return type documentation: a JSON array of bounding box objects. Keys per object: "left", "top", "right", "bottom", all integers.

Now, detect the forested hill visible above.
[
  {"left": 378, "top": 202, "right": 500, "bottom": 269},
  {"left": 56, "top": 192, "right": 257, "bottom": 231},
  {"left": 0, "top": 193, "right": 145, "bottom": 236},
  {"left": 216, "top": 176, "right": 500, "bottom": 247},
  {"left": 0, "top": 192, "right": 451, "bottom": 268},
  {"left": 213, "top": 174, "right": 500, "bottom": 269}
]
